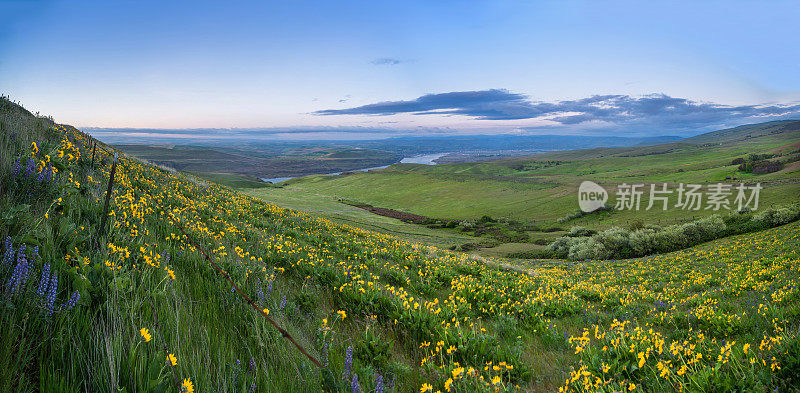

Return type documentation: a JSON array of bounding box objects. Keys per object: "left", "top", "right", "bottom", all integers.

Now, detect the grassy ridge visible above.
[{"left": 2, "top": 98, "right": 799, "bottom": 393}]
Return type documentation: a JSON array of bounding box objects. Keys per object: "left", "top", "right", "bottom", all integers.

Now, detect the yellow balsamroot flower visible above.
[
  {"left": 337, "top": 310, "right": 346, "bottom": 319},
  {"left": 420, "top": 383, "right": 433, "bottom": 392},
  {"left": 743, "top": 343, "right": 750, "bottom": 354},
  {"left": 491, "top": 375, "right": 502, "bottom": 385},
  {"left": 139, "top": 328, "right": 152, "bottom": 342},
  {"left": 181, "top": 378, "right": 194, "bottom": 393},
  {"left": 263, "top": 308, "right": 270, "bottom": 315},
  {"left": 167, "top": 353, "right": 177, "bottom": 366}
]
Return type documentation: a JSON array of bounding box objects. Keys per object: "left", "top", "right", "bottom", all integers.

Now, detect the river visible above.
[{"left": 260, "top": 152, "right": 448, "bottom": 184}]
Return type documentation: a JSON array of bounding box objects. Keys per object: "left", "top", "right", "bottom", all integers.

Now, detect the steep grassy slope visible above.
[{"left": 2, "top": 99, "right": 799, "bottom": 393}]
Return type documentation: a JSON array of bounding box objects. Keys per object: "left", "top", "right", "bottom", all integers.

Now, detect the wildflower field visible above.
[{"left": 1, "top": 97, "right": 799, "bottom": 392}]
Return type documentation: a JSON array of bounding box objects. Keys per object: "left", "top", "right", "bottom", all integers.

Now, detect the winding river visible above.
[{"left": 260, "top": 152, "right": 448, "bottom": 184}]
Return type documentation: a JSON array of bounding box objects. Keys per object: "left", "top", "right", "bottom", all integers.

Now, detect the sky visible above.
[{"left": 2, "top": 0, "right": 800, "bottom": 140}]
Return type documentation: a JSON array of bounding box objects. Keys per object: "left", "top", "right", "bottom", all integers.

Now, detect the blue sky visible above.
[{"left": 2, "top": 0, "right": 799, "bottom": 138}]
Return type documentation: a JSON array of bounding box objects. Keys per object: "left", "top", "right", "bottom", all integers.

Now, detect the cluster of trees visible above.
[
  {"left": 546, "top": 205, "right": 800, "bottom": 260},
  {"left": 732, "top": 153, "right": 785, "bottom": 174}
]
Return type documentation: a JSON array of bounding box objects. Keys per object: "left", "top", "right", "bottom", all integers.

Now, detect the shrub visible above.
[
  {"left": 557, "top": 205, "right": 614, "bottom": 223},
  {"left": 566, "top": 226, "right": 594, "bottom": 237},
  {"left": 567, "top": 238, "right": 606, "bottom": 260},
  {"left": 594, "top": 226, "right": 634, "bottom": 258},
  {"left": 478, "top": 215, "right": 496, "bottom": 224},
  {"left": 546, "top": 236, "right": 575, "bottom": 259},
  {"left": 627, "top": 219, "right": 645, "bottom": 231},
  {"left": 753, "top": 206, "right": 800, "bottom": 226},
  {"left": 752, "top": 160, "right": 784, "bottom": 174}
]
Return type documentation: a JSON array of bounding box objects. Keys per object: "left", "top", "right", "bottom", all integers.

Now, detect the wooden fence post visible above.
[
  {"left": 96, "top": 153, "right": 118, "bottom": 246},
  {"left": 90, "top": 142, "right": 96, "bottom": 167}
]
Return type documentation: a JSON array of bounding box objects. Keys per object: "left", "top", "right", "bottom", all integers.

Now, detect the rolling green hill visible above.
[{"left": 271, "top": 121, "right": 799, "bottom": 252}]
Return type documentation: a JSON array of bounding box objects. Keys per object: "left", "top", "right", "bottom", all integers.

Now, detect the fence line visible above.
[{"left": 90, "top": 141, "right": 323, "bottom": 369}]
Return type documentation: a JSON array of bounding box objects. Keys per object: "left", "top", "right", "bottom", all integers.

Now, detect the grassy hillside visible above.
[{"left": 2, "top": 98, "right": 799, "bottom": 393}]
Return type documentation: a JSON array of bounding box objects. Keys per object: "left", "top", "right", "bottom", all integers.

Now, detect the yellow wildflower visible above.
[
  {"left": 181, "top": 378, "right": 194, "bottom": 393},
  {"left": 139, "top": 328, "right": 152, "bottom": 342}
]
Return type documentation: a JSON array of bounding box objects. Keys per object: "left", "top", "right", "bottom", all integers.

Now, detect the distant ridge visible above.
[
  {"left": 521, "top": 119, "right": 800, "bottom": 160},
  {"left": 681, "top": 119, "right": 800, "bottom": 144}
]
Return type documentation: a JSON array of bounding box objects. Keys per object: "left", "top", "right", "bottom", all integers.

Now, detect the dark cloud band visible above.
[{"left": 314, "top": 90, "right": 800, "bottom": 130}]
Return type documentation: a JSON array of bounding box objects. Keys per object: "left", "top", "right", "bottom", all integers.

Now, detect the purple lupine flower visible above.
[
  {"left": 61, "top": 290, "right": 80, "bottom": 311},
  {"left": 36, "top": 165, "right": 47, "bottom": 182},
  {"left": 386, "top": 375, "right": 395, "bottom": 391},
  {"left": 160, "top": 250, "right": 170, "bottom": 264},
  {"left": 36, "top": 262, "right": 51, "bottom": 297},
  {"left": 279, "top": 295, "right": 286, "bottom": 310},
  {"left": 6, "top": 255, "right": 27, "bottom": 295},
  {"left": 18, "top": 247, "right": 31, "bottom": 287},
  {"left": 248, "top": 382, "right": 256, "bottom": 393},
  {"left": 25, "top": 157, "right": 35, "bottom": 178},
  {"left": 266, "top": 279, "right": 273, "bottom": 297},
  {"left": 12, "top": 158, "right": 20, "bottom": 178},
  {"left": 350, "top": 374, "right": 361, "bottom": 393},
  {"left": 1, "top": 237, "right": 12, "bottom": 267},
  {"left": 321, "top": 341, "right": 330, "bottom": 368},
  {"left": 45, "top": 272, "right": 58, "bottom": 316},
  {"left": 256, "top": 284, "right": 264, "bottom": 304},
  {"left": 342, "top": 346, "right": 353, "bottom": 380},
  {"left": 43, "top": 164, "right": 53, "bottom": 183},
  {"left": 374, "top": 374, "right": 384, "bottom": 393},
  {"left": 248, "top": 357, "right": 256, "bottom": 373}
]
